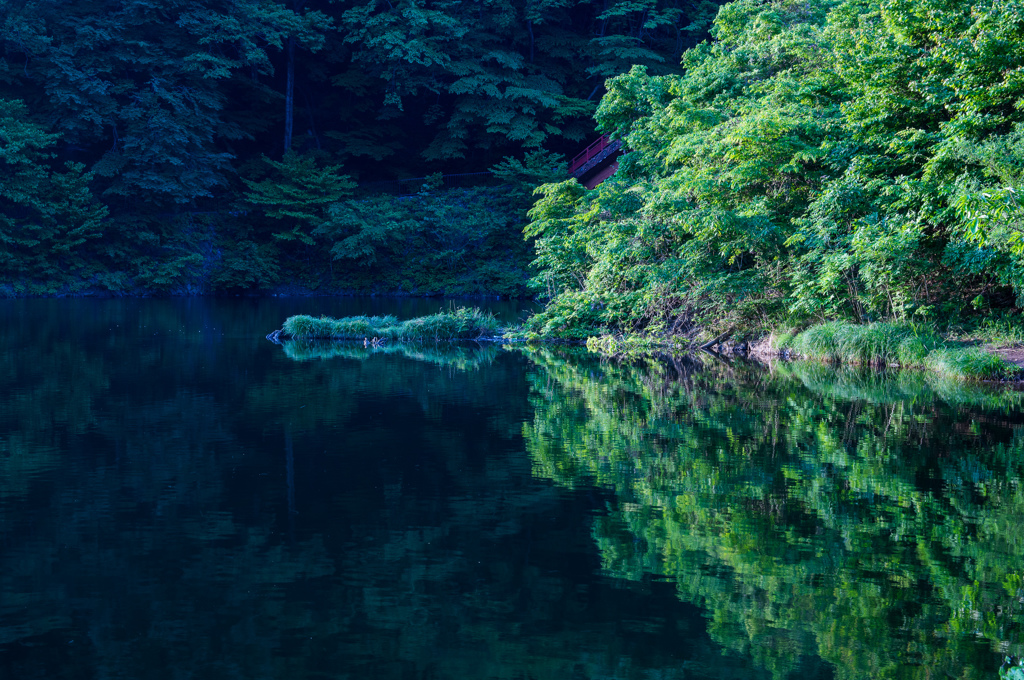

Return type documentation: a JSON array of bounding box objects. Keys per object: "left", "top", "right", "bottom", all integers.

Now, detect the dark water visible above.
[{"left": 1, "top": 299, "right": 1022, "bottom": 680}]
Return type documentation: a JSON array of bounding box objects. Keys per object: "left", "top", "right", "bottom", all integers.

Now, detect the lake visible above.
[{"left": 1, "top": 298, "right": 1021, "bottom": 680}]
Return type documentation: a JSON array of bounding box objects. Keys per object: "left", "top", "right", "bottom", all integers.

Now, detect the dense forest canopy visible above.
[
  {"left": 525, "top": 0, "right": 1024, "bottom": 337},
  {"left": 0, "top": 0, "right": 722, "bottom": 297},
  {"left": 6, "top": 0, "right": 1024, "bottom": 338}
]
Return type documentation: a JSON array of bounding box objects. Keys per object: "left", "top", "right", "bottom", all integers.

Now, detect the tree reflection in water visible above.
[
  {"left": 523, "top": 348, "right": 1024, "bottom": 679},
  {"left": 3, "top": 298, "right": 1023, "bottom": 679}
]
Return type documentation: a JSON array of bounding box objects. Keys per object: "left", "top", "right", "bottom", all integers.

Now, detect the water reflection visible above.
[
  {"left": 0, "top": 299, "right": 751, "bottom": 680},
  {"left": 4, "top": 298, "right": 1024, "bottom": 679},
  {"left": 281, "top": 338, "right": 499, "bottom": 370},
  {"left": 522, "top": 348, "right": 1024, "bottom": 679}
]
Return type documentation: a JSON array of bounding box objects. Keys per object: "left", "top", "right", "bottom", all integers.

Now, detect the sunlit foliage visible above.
[{"left": 525, "top": 0, "right": 1024, "bottom": 337}]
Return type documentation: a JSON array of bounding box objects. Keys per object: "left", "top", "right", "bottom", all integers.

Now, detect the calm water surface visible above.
[{"left": 1, "top": 299, "right": 1022, "bottom": 679}]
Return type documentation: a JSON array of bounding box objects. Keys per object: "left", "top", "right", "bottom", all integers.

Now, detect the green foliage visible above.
[
  {"left": 957, "top": 312, "right": 1024, "bottom": 347},
  {"left": 489, "top": 150, "right": 566, "bottom": 191},
  {"left": 771, "top": 328, "right": 799, "bottom": 351},
  {"left": 243, "top": 152, "right": 355, "bottom": 245},
  {"left": 786, "top": 320, "right": 1017, "bottom": 379},
  {"left": 1003, "top": 659, "right": 1024, "bottom": 680},
  {"left": 283, "top": 314, "right": 399, "bottom": 339},
  {"left": 790, "top": 321, "right": 939, "bottom": 366},
  {"left": 335, "top": 0, "right": 719, "bottom": 161},
  {"left": 0, "top": 0, "right": 724, "bottom": 297},
  {"left": 0, "top": 99, "right": 109, "bottom": 293},
  {"left": 0, "top": 0, "right": 330, "bottom": 208},
  {"left": 788, "top": 320, "right": 845, "bottom": 361},
  {"left": 281, "top": 307, "right": 502, "bottom": 341},
  {"left": 923, "top": 346, "right": 1017, "bottom": 381},
  {"left": 524, "top": 0, "right": 1024, "bottom": 337},
  {"left": 316, "top": 185, "right": 534, "bottom": 295}
]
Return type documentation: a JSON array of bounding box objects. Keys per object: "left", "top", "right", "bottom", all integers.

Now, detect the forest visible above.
[
  {"left": 0, "top": 0, "right": 720, "bottom": 297},
  {"left": 524, "top": 0, "right": 1024, "bottom": 338},
  {"left": 4, "top": 0, "right": 1024, "bottom": 337}
]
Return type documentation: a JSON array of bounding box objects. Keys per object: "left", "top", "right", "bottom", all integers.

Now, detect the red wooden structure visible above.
[
  {"left": 568, "top": 135, "right": 614, "bottom": 174},
  {"left": 568, "top": 134, "right": 623, "bottom": 188}
]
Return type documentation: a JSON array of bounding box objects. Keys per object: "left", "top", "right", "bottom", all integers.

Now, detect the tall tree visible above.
[{"left": 0, "top": 99, "right": 108, "bottom": 292}]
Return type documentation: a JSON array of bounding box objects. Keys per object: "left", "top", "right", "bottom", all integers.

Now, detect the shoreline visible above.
[
  {"left": 585, "top": 326, "right": 1024, "bottom": 384},
  {"left": 268, "top": 310, "right": 1024, "bottom": 384}
]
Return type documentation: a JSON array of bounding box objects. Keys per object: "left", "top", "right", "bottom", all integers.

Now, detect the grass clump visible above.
[
  {"left": 394, "top": 307, "right": 501, "bottom": 341},
  {"left": 785, "top": 320, "right": 1020, "bottom": 381},
  {"left": 283, "top": 314, "right": 399, "bottom": 339},
  {"left": 790, "top": 321, "right": 846, "bottom": 361},
  {"left": 772, "top": 328, "right": 799, "bottom": 351},
  {"left": 923, "top": 347, "right": 1018, "bottom": 381},
  {"left": 281, "top": 307, "right": 501, "bottom": 341},
  {"left": 791, "top": 321, "right": 938, "bottom": 365}
]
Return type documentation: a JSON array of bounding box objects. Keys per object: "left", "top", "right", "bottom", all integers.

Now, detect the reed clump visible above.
[
  {"left": 922, "top": 347, "right": 1016, "bottom": 381},
  {"left": 280, "top": 307, "right": 501, "bottom": 342},
  {"left": 781, "top": 321, "right": 1018, "bottom": 381}
]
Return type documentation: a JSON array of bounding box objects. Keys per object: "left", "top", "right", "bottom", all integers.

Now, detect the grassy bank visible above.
[
  {"left": 280, "top": 307, "right": 502, "bottom": 342},
  {"left": 277, "top": 310, "right": 1022, "bottom": 382},
  {"left": 775, "top": 321, "right": 1019, "bottom": 381},
  {"left": 580, "top": 320, "right": 1022, "bottom": 381}
]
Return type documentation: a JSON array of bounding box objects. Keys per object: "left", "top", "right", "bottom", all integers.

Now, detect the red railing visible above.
[{"left": 568, "top": 135, "right": 613, "bottom": 175}]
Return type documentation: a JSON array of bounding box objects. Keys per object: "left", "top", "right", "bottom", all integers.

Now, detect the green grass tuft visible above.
[
  {"left": 923, "top": 347, "right": 1017, "bottom": 381},
  {"left": 785, "top": 320, "right": 1019, "bottom": 381},
  {"left": 790, "top": 321, "right": 845, "bottom": 361},
  {"left": 772, "top": 329, "right": 799, "bottom": 351},
  {"left": 281, "top": 307, "right": 501, "bottom": 341},
  {"left": 791, "top": 321, "right": 939, "bottom": 365}
]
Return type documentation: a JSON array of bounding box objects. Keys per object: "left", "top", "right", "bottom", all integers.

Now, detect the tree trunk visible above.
[
  {"left": 284, "top": 36, "right": 295, "bottom": 153},
  {"left": 527, "top": 20, "right": 535, "bottom": 63}
]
